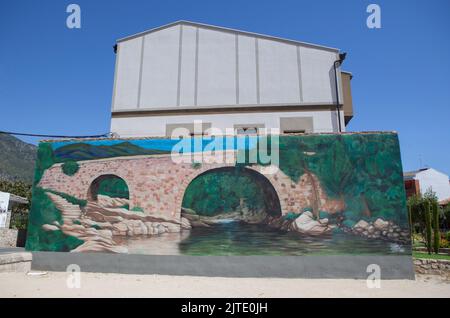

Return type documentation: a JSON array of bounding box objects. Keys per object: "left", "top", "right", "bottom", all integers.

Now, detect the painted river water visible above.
[{"left": 114, "top": 221, "right": 411, "bottom": 256}]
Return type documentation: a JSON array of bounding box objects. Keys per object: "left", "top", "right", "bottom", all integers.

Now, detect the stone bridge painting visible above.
[{"left": 26, "top": 132, "right": 411, "bottom": 256}]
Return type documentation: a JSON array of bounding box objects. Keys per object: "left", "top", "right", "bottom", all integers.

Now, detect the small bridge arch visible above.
[{"left": 87, "top": 174, "right": 130, "bottom": 202}]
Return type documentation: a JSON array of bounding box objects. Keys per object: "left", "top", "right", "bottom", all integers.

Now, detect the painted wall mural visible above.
[{"left": 26, "top": 133, "right": 411, "bottom": 256}]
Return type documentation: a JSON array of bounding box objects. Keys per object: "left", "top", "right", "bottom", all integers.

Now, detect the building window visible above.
[
  {"left": 283, "top": 130, "right": 306, "bottom": 134},
  {"left": 165, "top": 123, "right": 212, "bottom": 138},
  {"left": 280, "top": 117, "right": 313, "bottom": 134},
  {"left": 234, "top": 124, "right": 265, "bottom": 135}
]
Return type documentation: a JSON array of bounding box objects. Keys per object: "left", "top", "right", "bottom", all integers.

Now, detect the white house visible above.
[
  {"left": 404, "top": 168, "right": 450, "bottom": 203},
  {"left": 110, "top": 21, "right": 353, "bottom": 137}
]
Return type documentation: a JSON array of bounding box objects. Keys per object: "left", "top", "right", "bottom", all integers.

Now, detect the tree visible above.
[
  {"left": 424, "top": 199, "right": 433, "bottom": 254},
  {"left": 0, "top": 179, "right": 31, "bottom": 212},
  {"left": 408, "top": 189, "right": 441, "bottom": 254},
  {"left": 61, "top": 161, "right": 79, "bottom": 176},
  {"left": 314, "top": 137, "right": 354, "bottom": 218},
  {"left": 432, "top": 200, "right": 440, "bottom": 254},
  {"left": 34, "top": 143, "right": 55, "bottom": 184}
]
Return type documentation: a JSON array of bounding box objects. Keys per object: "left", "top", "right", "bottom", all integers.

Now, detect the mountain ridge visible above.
[
  {"left": 53, "top": 141, "right": 170, "bottom": 162},
  {"left": 0, "top": 134, "right": 37, "bottom": 182}
]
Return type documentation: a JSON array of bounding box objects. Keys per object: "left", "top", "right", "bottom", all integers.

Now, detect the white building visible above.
[
  {"left": 110, "top": 21, "right": 353, "bottom": 137},
  {"left": 404, "top": 168, "right": 450, "bottom": 203}
]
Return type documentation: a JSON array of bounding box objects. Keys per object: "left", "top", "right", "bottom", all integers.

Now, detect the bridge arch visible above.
[
  {"left": 87, "top": 174, "right": 130, "bottom": 202},
  {"left": 176, "top": 166, "right": 283, "bottom": 220}
]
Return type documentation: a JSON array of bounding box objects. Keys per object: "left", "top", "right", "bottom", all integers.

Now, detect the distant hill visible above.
[
  {"left": 0, "top": 134, "right": 37, "bottom": 183},
  {"left": 53, "top": 141, "right": 170, "bottom": 162}
]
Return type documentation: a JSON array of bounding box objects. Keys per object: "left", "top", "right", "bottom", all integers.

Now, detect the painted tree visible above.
[
  {"left": 34, "top": 142, "right": 55, "bottom": 184},
  {"left": 340, "top": 134, "right": 406, "bottom": 223},
  {"left": 316, "top": 137, "right": 354, "bottom": 204},
  {"left": 305, "top": 137, "right": 355, "bottom": 219},
  {"left": 278, "top": 135, "right": 305, "bottom": 182}
]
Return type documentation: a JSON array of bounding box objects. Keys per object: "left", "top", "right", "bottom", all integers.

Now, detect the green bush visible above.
[
  {"left": 61, "top": 161, "right": 79, "bottom": 176},
  {"left": 408, "top": 191, "right": 442, "bottom": 254},
  {"left": 0, "top": 180, "right": 31, "bottom": 218},
  {"left": 440, "top": 238, "right": 450, "bottom": 248},
  {"left": 342, "top": 220, "right": 356, "bottom": 228},
  {"left": 432, "top": 201, "right": 440, "bottom": 254},
  {"left": 10, "top": 211, "right": 28, "bottom": 230},
  {"left": 97, "top": 177, "right": 129, "bottom": 199},
  {"left": 284, "top": 212, "right": 300, "bottom": 220},
  {"left": 424, "top": 200, "right": 433, "bottom": 254},
  {"left": 319, "top": 211, "right": 330, "bottom": 219}
]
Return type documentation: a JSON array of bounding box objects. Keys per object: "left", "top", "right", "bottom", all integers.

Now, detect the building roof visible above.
[
  {"left": 116, "top": 20, "right": 340, "bottom": 53},
  {"left": 9, "top": 193, "right": 28, "bottom": 205},
  {"left": 403, "top": 168, "right": 430, "bottom": 180}
]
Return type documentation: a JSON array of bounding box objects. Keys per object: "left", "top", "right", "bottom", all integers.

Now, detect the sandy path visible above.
[{"left": 0, "top": 272, "right": 449, "bottom": 298}]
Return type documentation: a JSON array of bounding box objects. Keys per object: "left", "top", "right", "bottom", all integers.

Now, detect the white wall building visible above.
[
  {"left": 404, "top": 168, "right": 450, "bottom": 203},
  {"left": 110, "top": 21, "right": 353, "bottom": 137}
]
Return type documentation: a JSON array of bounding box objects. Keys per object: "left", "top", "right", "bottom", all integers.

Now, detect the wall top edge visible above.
[
  {"left": 116, "top": 20, "right": 340, "bottom": 53},
  {"left": 40, "top": 131, "right": 398, "bottom": 144}
]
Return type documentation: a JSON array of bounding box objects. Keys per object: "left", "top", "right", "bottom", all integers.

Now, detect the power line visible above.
[{"left": 0, "top": 130, "right": 110, "bottom": 139}]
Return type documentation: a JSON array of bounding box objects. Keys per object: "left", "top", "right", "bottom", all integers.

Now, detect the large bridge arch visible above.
[{"left": 174, "top": 165, "right": 285, "bottom": 220}]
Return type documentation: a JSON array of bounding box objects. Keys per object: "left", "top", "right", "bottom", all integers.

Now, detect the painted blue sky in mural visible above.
[{"left": 51, "top": 136, "right": 259, "bottom": 153}]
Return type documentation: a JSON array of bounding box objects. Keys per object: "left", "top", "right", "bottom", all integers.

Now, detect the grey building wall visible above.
[{"left": 112, "top": 21, "right": 343, "bottom": 112}]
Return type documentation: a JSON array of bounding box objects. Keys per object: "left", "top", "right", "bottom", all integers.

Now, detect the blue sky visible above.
[{"left": 0, "top": 0, "right": 449, "bottom": 174}]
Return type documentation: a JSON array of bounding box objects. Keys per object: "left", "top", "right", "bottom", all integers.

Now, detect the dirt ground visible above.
[{"left": 0, "top": 271, "right": 449, "bottom": 298}]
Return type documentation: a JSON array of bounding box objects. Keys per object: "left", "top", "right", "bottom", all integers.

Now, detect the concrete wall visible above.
[
  {"left": 112, "top": 22, "right": 341, "bottom": 111},
  {"left": 31, "top": 253, "right": 414, "bottom": 279},
  {"left": 26, "top": 133, "right": 412, "bottom": 276},
  {"left": 0, "top": 228, "right": 18, "bottom": 248},
  {"left": 111, "top": 109, "right": 344, "bottom": 137}
]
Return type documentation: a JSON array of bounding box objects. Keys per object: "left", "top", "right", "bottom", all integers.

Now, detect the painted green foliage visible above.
[
  {"left": 275, "top": 133, "right": 406, "bottom": 224},
  {"left": 96, "top": 177, "right": 129, "bottom": 199},
  {"left": 61, "top": 161, "right": 79, "bottom": 176},
  {"left": 26, "top": 187, "right": 83, "bottom": 251},
  {"left": 182, "top": 169, "right": 266, "bottom": 216},
  {"left": 33, "top": 142, "right": 55, "bottom": 184}
]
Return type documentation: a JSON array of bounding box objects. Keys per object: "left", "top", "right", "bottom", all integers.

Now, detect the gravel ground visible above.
[{"left": 0, "top": 271, "right": 449, "bottom": 298}]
